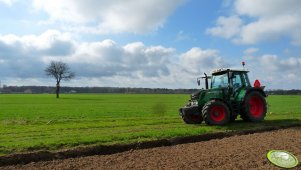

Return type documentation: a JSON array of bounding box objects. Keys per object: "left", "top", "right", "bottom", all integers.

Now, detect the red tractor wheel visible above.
[
  {"left": 202, "top": 100, "right": 230, "bottom": 125},
  {"left": 241, "top": 91, "right": 267, "bottom": 122}
]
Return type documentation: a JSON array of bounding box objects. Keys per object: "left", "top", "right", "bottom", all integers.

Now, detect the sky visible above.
[{"left": 0, "top": 0, "right": 301, "bottom": 89}]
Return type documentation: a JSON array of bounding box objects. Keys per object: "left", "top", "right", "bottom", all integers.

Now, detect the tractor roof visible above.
[{"left": 211, "top": 68, "right": 249, "bottom": 75}]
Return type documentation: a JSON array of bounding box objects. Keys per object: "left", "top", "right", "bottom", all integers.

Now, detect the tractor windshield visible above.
[{"left": 211, "top": 73, "right": 228, "bottom": 88}]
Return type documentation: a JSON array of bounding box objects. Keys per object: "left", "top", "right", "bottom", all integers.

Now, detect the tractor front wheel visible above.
[
  {"left": 241, "top": 91, "right": 267, "bottom": 122},
  {"left": 202, "top": 100, "right": 230, "bottom": 125}
]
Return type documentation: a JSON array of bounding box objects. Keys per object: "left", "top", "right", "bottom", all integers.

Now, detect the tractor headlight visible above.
[{"left": 191, "top": 101, "right": 198, "bottom": 106}]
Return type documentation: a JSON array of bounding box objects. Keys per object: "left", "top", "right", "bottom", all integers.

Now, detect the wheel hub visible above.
[
  {"left": 214, "top": 111, "right": 219, "bottom": 117},
  {"left": 210, "top": 106, "right": 226, "bottom": 122}
]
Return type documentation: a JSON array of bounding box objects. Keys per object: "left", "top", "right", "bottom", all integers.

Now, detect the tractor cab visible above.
[
  {"left": 199, "top": 68, "right": 251, "bottom": 90},
  {"left": 180, "top": 68, "right": 267, "bottom": 125}
]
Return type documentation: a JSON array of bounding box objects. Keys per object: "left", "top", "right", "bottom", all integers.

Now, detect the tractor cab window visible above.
[
  {"left": 211, "top": 73, "right": 228, "bottom": 88},
  {"left": 242, "top": 73, "right": 251, "bottom": 87},
  {"left": 231, "top": 73, "right": 243, "bottom": 89}
]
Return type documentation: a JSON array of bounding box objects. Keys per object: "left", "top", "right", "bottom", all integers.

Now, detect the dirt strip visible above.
[
  {"left": 2, "top": 126, "right": 301, "bottom": 170},
  {"left": 1, "top": 123, "right": 301, "bottom": 168}
]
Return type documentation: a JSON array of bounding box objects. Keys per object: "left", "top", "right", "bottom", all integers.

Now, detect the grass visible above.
[{"left": 0, "top": 94, "right": 300, "bottom": 155}]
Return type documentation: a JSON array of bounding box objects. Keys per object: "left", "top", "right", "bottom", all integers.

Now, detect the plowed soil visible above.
[{"left": 2, "top": 127, "right": 301, "bottom": 170}]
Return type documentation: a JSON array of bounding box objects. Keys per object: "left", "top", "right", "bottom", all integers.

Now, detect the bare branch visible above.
[{"left": 45, "top": 61, "right": 75, "bottom": 82}]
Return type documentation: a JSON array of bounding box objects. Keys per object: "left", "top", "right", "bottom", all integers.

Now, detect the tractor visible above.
[{"left": 179, "top": 68, "right": 267, "bottom": 125}]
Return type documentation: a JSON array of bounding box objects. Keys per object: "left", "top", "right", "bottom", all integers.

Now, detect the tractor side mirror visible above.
[{"left": 197, "top": 79, "right": 200, "bottom": 86}]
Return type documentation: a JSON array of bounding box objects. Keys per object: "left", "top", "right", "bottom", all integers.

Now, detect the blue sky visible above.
[{"left": 0, "top": 0, "right": 301, "bottom": 89}]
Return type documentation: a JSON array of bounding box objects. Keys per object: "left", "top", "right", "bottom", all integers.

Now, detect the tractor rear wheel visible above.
[
  {"left": 202, "top": 100, "right": 230, "bottom": 125},
  {"left": 240, "top": 91, "right": 267, "bottom": 122}
]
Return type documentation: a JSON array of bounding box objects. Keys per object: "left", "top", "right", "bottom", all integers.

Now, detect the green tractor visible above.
[{"left": 179, "top": 68, "right": 267, "bottom": 125}]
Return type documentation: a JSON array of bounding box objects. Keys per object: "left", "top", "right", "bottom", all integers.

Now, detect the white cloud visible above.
[
  {"left": 0, "top": 0, "right": 14, "bottom": 6},
  {"left": 0, "top": 30, "right": 75, "bottom": 78},
  {"left": 180, "top": 48, "right": 225, "bottom": 74},
  {"left": 0, "top": 30, "right": 231, "bottom": 88},
  {"left": 0, "top": 30, "right": 176, "bottom": 87},
  {"left": 235, "top": 15, "right": 301, "bottom": 44},
  {"left": 0, "top": 30, "right": 73, "bottom": 50},
  {"left": 206, "top": 16, "right": 243, "bottom": 39},
  {"left": 65, "top": 40, "right": 174, "bottom": 78},
  {"left": 32, "top": 0, "right": 185, "bottom": 34},
  {"left": 208, "top": 0, "right": 301, "bottom": 45},
  {"left": 259, "top": 55, "right": 279, "bottom": 71},
  {"left": 234, "top": 0, "right": 301, "bottom": 18},
  {"left": 1, "top": 30, "right": 301, "bottom": 89},
  {"left": 244, "top": 54, "right": 301, "bottom": 89}
]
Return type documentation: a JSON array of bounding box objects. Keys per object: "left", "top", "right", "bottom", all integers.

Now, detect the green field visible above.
[{"left": 0, "top": 94, "right": 300, "bottom": 155}]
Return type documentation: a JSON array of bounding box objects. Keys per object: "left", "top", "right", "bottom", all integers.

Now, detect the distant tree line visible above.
[
  {"left": 266, "top": 89, "right": 301, "bottom": 95},
  {"left": 0, "top": 86, "right": 301, "bottom": 95},
  {"left": 0, "top": 86, "right": 199, "bottom": 94}
]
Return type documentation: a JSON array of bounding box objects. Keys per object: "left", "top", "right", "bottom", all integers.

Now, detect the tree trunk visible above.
[{"left": 56, "top": 83, "right": 60, "bottom": 98}]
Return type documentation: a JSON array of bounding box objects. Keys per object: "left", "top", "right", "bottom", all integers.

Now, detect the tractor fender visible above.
[
  {"left": 208, "top": 98, "right": 227, "bottom": 103},
  {"left": 245, "top": 87, "right": 267, "bottom": 98},
  {"left": 208, "top": 98, "right": 234, "bottom": 114}
]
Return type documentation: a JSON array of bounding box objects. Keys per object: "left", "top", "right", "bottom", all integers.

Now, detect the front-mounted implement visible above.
[{"left": 179, "top": 68, "right": 267, "bottom": 125}]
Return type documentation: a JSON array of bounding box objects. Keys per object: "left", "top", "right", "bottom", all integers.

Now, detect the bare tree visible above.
[{"left": 45, "top": 61, "right": 75, "bottom": 98}]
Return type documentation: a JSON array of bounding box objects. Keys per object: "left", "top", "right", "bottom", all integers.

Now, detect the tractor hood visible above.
[{"left": 191, "top": 90, "right": 205, "bottom": 100}]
